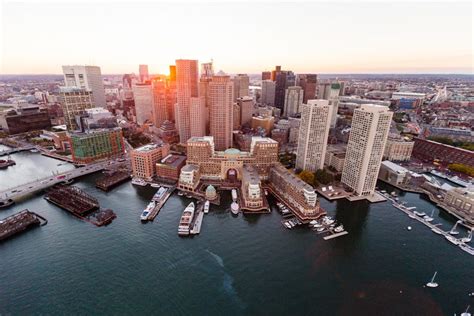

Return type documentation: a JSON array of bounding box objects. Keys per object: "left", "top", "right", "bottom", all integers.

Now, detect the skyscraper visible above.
[
  {"left": 283, "top": 86, "right": 304, "bottom": 117},
  {"left": 190, "top": 96, "right": 206, "bottom": 137},
  {"left": 132, "top": 82, "right": 153, "bottom": 125},
  {"left": 62, "top": 65, "right": 106, "bottom": 108},
  {"left": 139, "top": 64, "right": 149, "bottom": 83},
  {"left": 296, "top": 100, "right": 331, "bottom": 172},
  {"left": 341, "top": 104, "right": 393, "bottom": 196},
  {"left": 59, "top": 87, "right": 94, "bottom": 131},
  {"left": 275, "top": 70, "right": 295, "bottom": 110},
  {"left": 237, "top": 96, "right": 254, "bottom": 127},
  {"left": 209, "top": 73, "right": 234, "bottom": 150},
  {"left": 297, "top": 74, "right": 317, "bottom": 103},
  {"left": 261, "top": 71, "right": 271, "bottom": 81},
  {"left": 152, "top": 79, "right": 168, "bottom": 128},
  {"left": 176, "top": 59, "right": 199, "bottom": 143},
  {"left": 261, "top": 80, "right": 276, "bottom": 106},
  {"left": 199, "top": 61, "right": 214, "bottom": 134},
  {"left": 233, "top": 74, "right": 250, "bottom": 100}
]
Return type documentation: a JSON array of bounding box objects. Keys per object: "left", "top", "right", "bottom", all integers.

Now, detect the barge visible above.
[
  {"left": 0, "top": 209, "right": 47, "bottom": 241},
  {"left": 95, "top": 171, "right": 131, "bottom": 191}
]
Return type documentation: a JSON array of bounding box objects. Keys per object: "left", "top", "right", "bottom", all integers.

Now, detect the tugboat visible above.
[
  {"left": 178, "top": 202, "right": 195, "bottom": 236},
  {"left": 231, "top": 202, "right": 239, "bottom": 215}
]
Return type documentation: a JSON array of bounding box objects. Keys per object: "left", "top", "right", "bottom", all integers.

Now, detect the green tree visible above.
[
  {"left": 448, "top": 163, "right": 474, "bottom": 177},
  {"left": 298, "top": 170, "right": 315, "bottom": 186},
  {"left": 314, "top": 168, "right": 334, "bottom": 185}
]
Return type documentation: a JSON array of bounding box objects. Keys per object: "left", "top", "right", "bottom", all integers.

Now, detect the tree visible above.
[
  {"left": 448, "top": 163, "right": 474, "bottom": 177},
  {"left": 298, "top": 170, "right": 315, "bottom": 186},
  {"left": 314, "top": 168, "right": 334, "bottom": 185}
]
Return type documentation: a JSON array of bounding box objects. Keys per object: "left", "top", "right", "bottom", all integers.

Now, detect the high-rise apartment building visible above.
[
  {"left": 176, "top": 59, "right": 199, "bottom": 143},
  {"left": 199, "top": 61, "right": 214, "bottom": 134},
  {"left": 132, "top": 82, "right": 153, "bottom": 125},
  {"left": 152, "top": 79, "right": 168, "bottom": 128},
  {"left": 233, "top": 74, "right": 250, "bottom": 100},
  {"left": 237, "top": 96, "right": 254, "bottom": 127},
  {"left": 139, "top": 64, "right": 149, "bottom": 83},
  {"left": 341, "top": 105, "right": 393, "bottom": 196},
  {"left": 275, "top": 70, "right": 295, "bottom": 111},
  {"left": 261, "top": 80, "right": 276, "bottom": 106},
  {"left": 190, "top": 96, "right": 206, "bottom": 137},
  {"left": 284, "top": 86, "right": 304, "bottom": 117},
  {"left": 297, "top": 74, "right": 318, "bottom": 103},
  {"left": 62, "top": 65, "right": 106, "bottom": 108},
  {"left": 59, "top": 87, "right": 94, "bottom": 131},
  {"left": 296, "top": 100, "right": 331, "bottom": 172},
  {"left": 209, "top": 73, "right": 234, "bottom": 150}
]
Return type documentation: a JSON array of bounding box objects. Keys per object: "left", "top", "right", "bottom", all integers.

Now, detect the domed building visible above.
[{"left": 205, "top": 185, "right": 217, "bottom": 200}]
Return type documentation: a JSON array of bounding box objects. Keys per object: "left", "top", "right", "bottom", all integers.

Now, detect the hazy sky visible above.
[{"left": 0, "top": 1, "right": 472, "bottom": 74}]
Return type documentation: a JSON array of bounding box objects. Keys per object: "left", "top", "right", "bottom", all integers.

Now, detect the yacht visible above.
[
  {"left": 284, "top": 222, "right": 292, "bottom": 229},
  {"left": 313, "top": 223, "right": 323, "bottom": 228},
  {"left": 231, "top": 202, "right": 239, "bottom": 215},
  {"left": 152, "top": 187, "right": 167, "bottom": 201},
  {"left": 178, "top": 202, "right": 195, "bottom": 236},
  {"left": 324, "top": 218, "right": 335, "bottom": 225},
  {"left": 132, "top": 178, "right": 147, "bottom": 186},
  {"left": 231, "top": 189, "right": 238, "bottom": 202},
  {"left": 414, "top": 211, "right": 426, "bottom": 217},
  {"left": 426, "top": 271, "right": 439, "bottom": 288},
  {"left": 445, "top": 235, "right": 461, "bottom": 245},
  {"left": 140, "top": 201, "right": 156, "bottom": 221},
  {"left": 204, "top": 200, "right": 210, "bottom": 214},
  {"left": 407, "top": 226, "right": 412, "bottom": 231}
]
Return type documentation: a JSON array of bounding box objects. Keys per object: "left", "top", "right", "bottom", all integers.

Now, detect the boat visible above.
[
  {"left": 461, "top": 230, "right": 473, "bottom": 243},
  {"left": 0, "top": 198, "right": 14, "bottom": 208},
  {"left": 264, "top": 189, "right": 268, "bottom": 196},
  {"left": 309, "top": 220, "right": 318, "bottom": 225},
  {"left": 231, "top": 202, "right": 239, "bottom": 215},
  {"left": 231, "top": 189, "right": 238, "bottom": 202},
  {"left": 29, "top": 148, "right": 39, "bottom": 153},
  {"left": 324, "top": 219, "right": 335, "bottom": 225},
  {"left": 449, "top": 221, "right": 462, "bottom": 235},
  {"left": 408, "top": 213, "right": 416, "bottom": 219},
  {"left": 460, "top": 305, "right": 471, "bottom": 316},
  {"left": 391, "top": 191, "right": 397, "bottom": 197},
  {"left": 177, "top": 191, "right": 184, "bottom": 196},
  {"left": 407, "top": 226, "right": 412, "bottom": 231},
  {"left": 423, "top": 209, "right": 435, "bottom": 222},
  {"left": 178, "top": 202, "right": 195, "bottom": 236},
  {"left": 317, "top": 227, "right": 325, "bottom": 232},
  {"left": 0, "top": 158, "right": 16, "bottom": 169},
  {"left": 414, "top": 211, "right": 426, "bottom": 217},
  {"left": 152, "top": 187, "right": 167, "bottom": 201},
  {"left": 140, "top": 201, "right": 155, "bottom": 221},
  {"left": 313, "top": 223, "right": 323, "bottom": 228},
  {"left": 459, "top": 244, "right": 474, "bottom": 255},
  {"left": 284, "top": 222, "right": 292, "bottom": 229},
  {"left": 131, "top": 178, "right": 147, "bottom": 186},
  {"left": 445, "top": 235, "right": 461, "bottom": 245},
  {"left": 204, "top": 200, "right": 210, "bottom": 214},
  {"left": 334, "top": 225, "right": 344, "bottom": 233},
  {"left": 431, "top": 227, "right": 444, "bottom": 235},
  {"left": 426, "top": 271, "right": 439, "bottom": 288},
  {"left": 150, "top": 183, "right": 161, "bottom": 188}
]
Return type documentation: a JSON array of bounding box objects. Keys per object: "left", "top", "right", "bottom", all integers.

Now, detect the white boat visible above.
[
  {"left": 231, "top": 202, "right": 239, "bottom": 215},
  {"left": 431, "top": 227, "right": 444, "bottom": 235},
  {"left": 461, "top": 230, "right": 473, "bottom": 243},
  {"left": 204, "top": 200, "right": 210, "bottom": 214},
  {"left": 231, "top": 189, "right": 238, "bottom": 202},
  {"left": 449, "top": 221, "right": 461, "bottom": 235},
  {"left": 324, "top": 219, "right": 335, "bottom": 225},
  {"left": 334, "top": 225, "right": 344, "bottom": 233},
  {"left": 309, "top": 220, "right": 318, "bottom": 225},
  {"left": 131, "top": 178, "right": 147, "bottom": 186},
  {"left": 140, "top": 201, "right": 155, "bottom": 221},
  {"left": 284, "top": 222, "right": 292, "bottom": 229},
  {"left": 313, "top": 223, "right": 323, "bottom": 228},
  {"left": 409, "top": 213, "right": 416, "bottom": 219},
  {"left": 407, "top": 226, "right": 412, "bottom": 231},
  {"left": 150, "top": 183, "right": 161, "bottom": 188},
  {"left": 317, "top": 227, "right": 325, "bottom": 232},
  {"left": 423, "top": 209, "right": 435, "bottom": 222},
  {"left": 460, "top": 305, "right": 471, "bottom": 316},
  {"left": 178, "top": 202, "right": 195, "bottom": 236},
  {"left": 30, "top": 148, "right": 39, "bottom": 153},
  {"left": 264, "top": 189, "right": 268, "bottom": 196},
  {"left": 426, "top": 271, "right": 439, "bottom": 288},
  {"left": 414, "top": 211, "right": 426, "bottom": 217},
  {"left": 391, "top": 191, "right": 397, "bottom": 197},
  {"left": 177, "top": 191, "right": 184, "bottom": 196},
  {"left": 445, "top": 235, "right": 461, "bottom": 245},
  {"left": 152, "top": 187, "right": 167, "bottom": 201}
]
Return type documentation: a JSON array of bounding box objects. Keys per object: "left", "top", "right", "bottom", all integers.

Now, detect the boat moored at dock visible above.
[
  {"left": 178, "top": 202, "right": 195, "bottom": 236},
  {"left": 140, "top": 201, "right": 156, "bottom": 221},
  {"left": 231, "top": 202, "right": 239, "bottom": 215},
  {"left": 131, "top": 178, "right": 147, "bottom": 186},
  {"left": 231, "top": 189, "right": 238, "bottom": 202},
  {"left": 204, "top": 200, "right": 210, "bottom": 214}
]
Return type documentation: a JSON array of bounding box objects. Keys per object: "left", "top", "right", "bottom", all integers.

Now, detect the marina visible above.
[{"left": 0, "top": 209, "right": 47, "bottom": 241}]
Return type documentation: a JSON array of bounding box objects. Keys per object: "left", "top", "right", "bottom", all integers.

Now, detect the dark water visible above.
[{"left": 0, "top": 150, "right": 473, "bottom": 315}]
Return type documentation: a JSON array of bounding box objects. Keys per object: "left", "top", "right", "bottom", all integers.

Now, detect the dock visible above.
[
  {"left": 45, "top": 185, "right": 116, "bottom": 226},
  {"left": 0, "top": 209, "right": 47, "bottom": 241},
  {"left": 190, "top": 204, "right": 204, "bottom": 235},
  {"left": 147, "top": 186, "right": 175, "bottom": 221},
  {"left": 323, "top": 231, "right": 349, "bottom": 240},
  {"left": 95, "top": 171, "right": 131, "bottom": 191}
]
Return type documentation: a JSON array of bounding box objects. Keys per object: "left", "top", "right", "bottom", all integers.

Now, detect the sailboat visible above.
[
  {"left": 423, "top": 209, "right": 435, "bottom": 222},
  {"left": 450, "top": 220, "right": 461, "bottom": 235},
  {"left": 426, "top": 271, "right": 439, "bottom": 288},
  {"left": 460, "top": 305, "right": 471, "bottom": 316},
  {"left": 461, "top": 230, "right": 473, "bottom": 243}
]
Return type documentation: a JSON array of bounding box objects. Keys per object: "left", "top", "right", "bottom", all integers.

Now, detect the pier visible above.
[
  {"left": 147, "top": 186, "right": 175, "bottom": 221},
  {"left": 95, "top": 171, "right": 131, "bottom": 191},
  {"left": 45, "top": 185, "right": 116, "bottom": 226},
  {"left": 0, "top": 146, "right": 35, "bottom": 157},
  {"left": 190, "top": 202, "right": 205, "bottom": 235},
  {"left": 0, "top": 209, "right": 47, "bottom": 241}
]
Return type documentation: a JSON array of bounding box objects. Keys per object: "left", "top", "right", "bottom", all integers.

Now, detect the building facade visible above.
[
  {"left": 261, "top": 80, "right": 276, "bottom": 106},
  {"left": 238, "top": 96, "right": 254, "bottom": 127},
  {"left": 59, "top": 87, "right": 94, "bottom": 131},
  {"left": 62, "top": 65, "right": 106, "bottom": 108},
  {"left": 297, "top": 74, "right": 317, "bottom": 103},
  {"left": 176, "top": 59, "right": 199, "bottom": 143},
  {"left": 383, "top": 138, "right": 414, "bottom": 162},
  {"left": 341, "top": 104, "right": 393, "bottom": 196},
  {"left": 209, "top": 74, "right": 234, "bottom": 150},
  {"left": 233, "top": 74, "right": 250, "bottom": 100},
  {"left": 189, "top": 96, "right": 206, "bottom": 137},
  {"left": 156, "top": 154, "right": 187, "bottom": 181},
  {"left": 69, "top": 128, "right": 125, "bottom": 164},
  {"left": 296, "top": 100, "right": 331, "bottom": 172},
  {"left": 444, "top": 187, "right": 474, "bottom": 225},
  {"left": 412, "top": 138, "right": 474, "bottom": 166},
  {"left": 131, "top": 142, "right": 170, "bottom": 180},
  {"left": 284, "top": 86, "right": 303, "bottom": 117},
  {"left": 132, "top": 82, "right": 153, "bottom": 125}
]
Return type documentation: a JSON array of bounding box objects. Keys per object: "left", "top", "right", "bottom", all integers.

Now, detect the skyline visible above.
[{"left": 1, "top": 1, "right": 473, "bottom": 75}]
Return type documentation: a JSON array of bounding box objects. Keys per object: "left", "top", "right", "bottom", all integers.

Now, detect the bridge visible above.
[{"left": 0, "top": 160, "right": 117, "bottom": 203}]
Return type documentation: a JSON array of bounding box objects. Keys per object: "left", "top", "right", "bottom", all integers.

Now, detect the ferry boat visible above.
[
  {"left": 178, "top": 202, "right": 195, "bottom": 236},
  {"left": 152, "top": 187, "right": 167, "bottom": 201},
  {"left": 204, "top": 200, "right": 210, "bottom": 214},
  {"left": 140, "top": 201, "right": 156, "bottom": 221},
  {"left": 231, "top": 189, "right": 238, "bottom": 202},
  {"left": 231, "top": 202, "right": 239, "bottom": 215},
  {"left": 131, "top": 178, "right": 147, "bottom": 186}
]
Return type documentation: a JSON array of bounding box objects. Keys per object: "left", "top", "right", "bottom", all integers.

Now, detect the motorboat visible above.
[
  {"left": 140, "top": 201, "right": 155, "bottom": 221},
  {"left": 204, "top": 200, "right": 210, "bottom": 214},
  {"left": 313, "top": 223, "right": 323, "bottom": 228},
  {"left": 407, "top": 226, "right": 412, "bottom": 231},
  {"left": 408, "top": 213, "right": 416, "bottom": 219},
  {"left": 284, "top": 222, "right": 292, "bottom": 229},
  {"left": 445, "top": 235, "right": 461, "bottom": 245},
  {"left": 460, "top": 305, "right": 471, "bottom": 316},
  {"left": 426, "top": 271, "right": 439, "bottom": 288},
  {"left": 231, "top": 202, "right": 239, "bottom": 215},
  {"left": 150, "top": 183, "right": 161, "bottom": 188},
  {"left": 334, "top": 225, "right": 344, "bottom": 233},
  {"left": 177, "top": 191, "right": 184, "bottom": 196},
  {"left": 317, "top": 227, "right": 325, "bottom": 232},
  {"left": 131, "top": 178, "right": 147, "bottom": 186},
  {"left": 423, "top": 209, "right": 435, "bottom": 222},
  {"left": 231, "top": 189, "right": 238, "bottom": 202},
  {"left": 414, "top": 211, "right": 426, "bottom": 217},
  {"left": 178, "top": 202, "right": 195, "bottom": 236},
  {"left": 309, "top": 220, "right": 318, "bottom": 225},
  {"left": 461, "top": 230, "right": 473, "bottom": 243},
  {"left": 431, "top": 227, "right": 444, "bottom": 235},
  {"left": 152, "top": 187, "right": 167, "bottom": 201}
]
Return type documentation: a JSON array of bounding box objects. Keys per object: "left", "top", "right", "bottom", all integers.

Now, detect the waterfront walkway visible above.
[{"left": 0, "top": 146, "right": 35, "bottom": 157}]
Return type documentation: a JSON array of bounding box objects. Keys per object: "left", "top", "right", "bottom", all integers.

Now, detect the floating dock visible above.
[
  {"left": 95, "top": 171, "right": 131, "bottom": 191},
  {"left": 323, "top": 231, "right": 349, "bottom": 240},
  {"left": 0, "top": 209, "right": 47, "bottom": 241},
  {"left": 190, "top": 203, "right": 204, "bottom": 235},
  {"left": 45, "top": 185, "right": 116, "bottom": 226},
  {"left": 147, "top": 186, "right": 175, "bottom": 221}
]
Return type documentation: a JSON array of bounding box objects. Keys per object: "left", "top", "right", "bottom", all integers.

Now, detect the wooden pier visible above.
[
  {"left": 0, "top": 209, "right": 47, "bottom": 241},
  {"left": 95, "top": 171, "right": 131, "bottom": 191},
  {"left": 323, "top": 231, "right": 349, "bottom": 240}
]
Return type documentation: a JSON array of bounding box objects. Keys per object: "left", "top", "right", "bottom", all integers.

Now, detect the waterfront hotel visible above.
[{"left": 179, "top": 136, "right": 325, "bottom": 221}]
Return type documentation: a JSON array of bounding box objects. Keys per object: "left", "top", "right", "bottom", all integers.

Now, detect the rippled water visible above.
[{"left": 0, "top": 150, "right": 472, "bottom": 315}]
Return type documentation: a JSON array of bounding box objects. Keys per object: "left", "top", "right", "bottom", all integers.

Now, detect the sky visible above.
[{"left": 0, "top": 0, "right": 472, "bottom": 74}]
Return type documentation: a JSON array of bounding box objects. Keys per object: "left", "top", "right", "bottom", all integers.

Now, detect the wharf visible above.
[
  {"left": 0, "top": 209, "right": 47, "bottom": 241},
  {"left": 95, "top": 171, "right": 131, "bottom": 191},
  {"left": 190, "top": 203, "right": 204, "bottom": 235},
  {"left": 148, "top": 186, "right": 175, "bottom": 221},
  {"left": 39, "top": 150, "right": 74, "bottom": 163},
  {"left": 0, "top": 146, "right": 34, "bottom": 157},
  {"left": 323, "top": 231, "right": 349, "bottom": 240}
]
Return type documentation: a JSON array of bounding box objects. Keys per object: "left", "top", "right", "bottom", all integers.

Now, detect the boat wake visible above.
[{"left": 207, "top": 250, "right": 224, "bottom": 267}]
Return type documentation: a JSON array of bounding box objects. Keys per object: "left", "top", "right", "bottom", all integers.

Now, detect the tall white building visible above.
[
  {"left": 296, "top": 100, "right": 331, "bottom": 172},
  {"left": 233, "top": 74, "right": 250, "bottom": 100},
  {"left": 176, "top": 59, "right": 199, "bottom": 143},
  {"left": 132, "top": 82, "right": 153, "bottom": 125},
  {"left": 209, "top": 73, "right": 234, "bottom": 150},
  {"left": 190, "top": 96, "right": 206, "bottom": 137},
  {"left": 341, "top": 104, "right": 393, "bottom": 196},
  {"left": 62, "top": 65, "right": 106, "bottom": 108},
  {"left": 284, "top": 86, "right": 304, "bottom": 117},
  {"left": 261, "top": 80, "right": 276, "bottom": 106}
]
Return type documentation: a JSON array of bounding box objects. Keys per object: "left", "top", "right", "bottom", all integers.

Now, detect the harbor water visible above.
[{"left": 0, "top": 149, "right": 473, "bottom": 315}]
